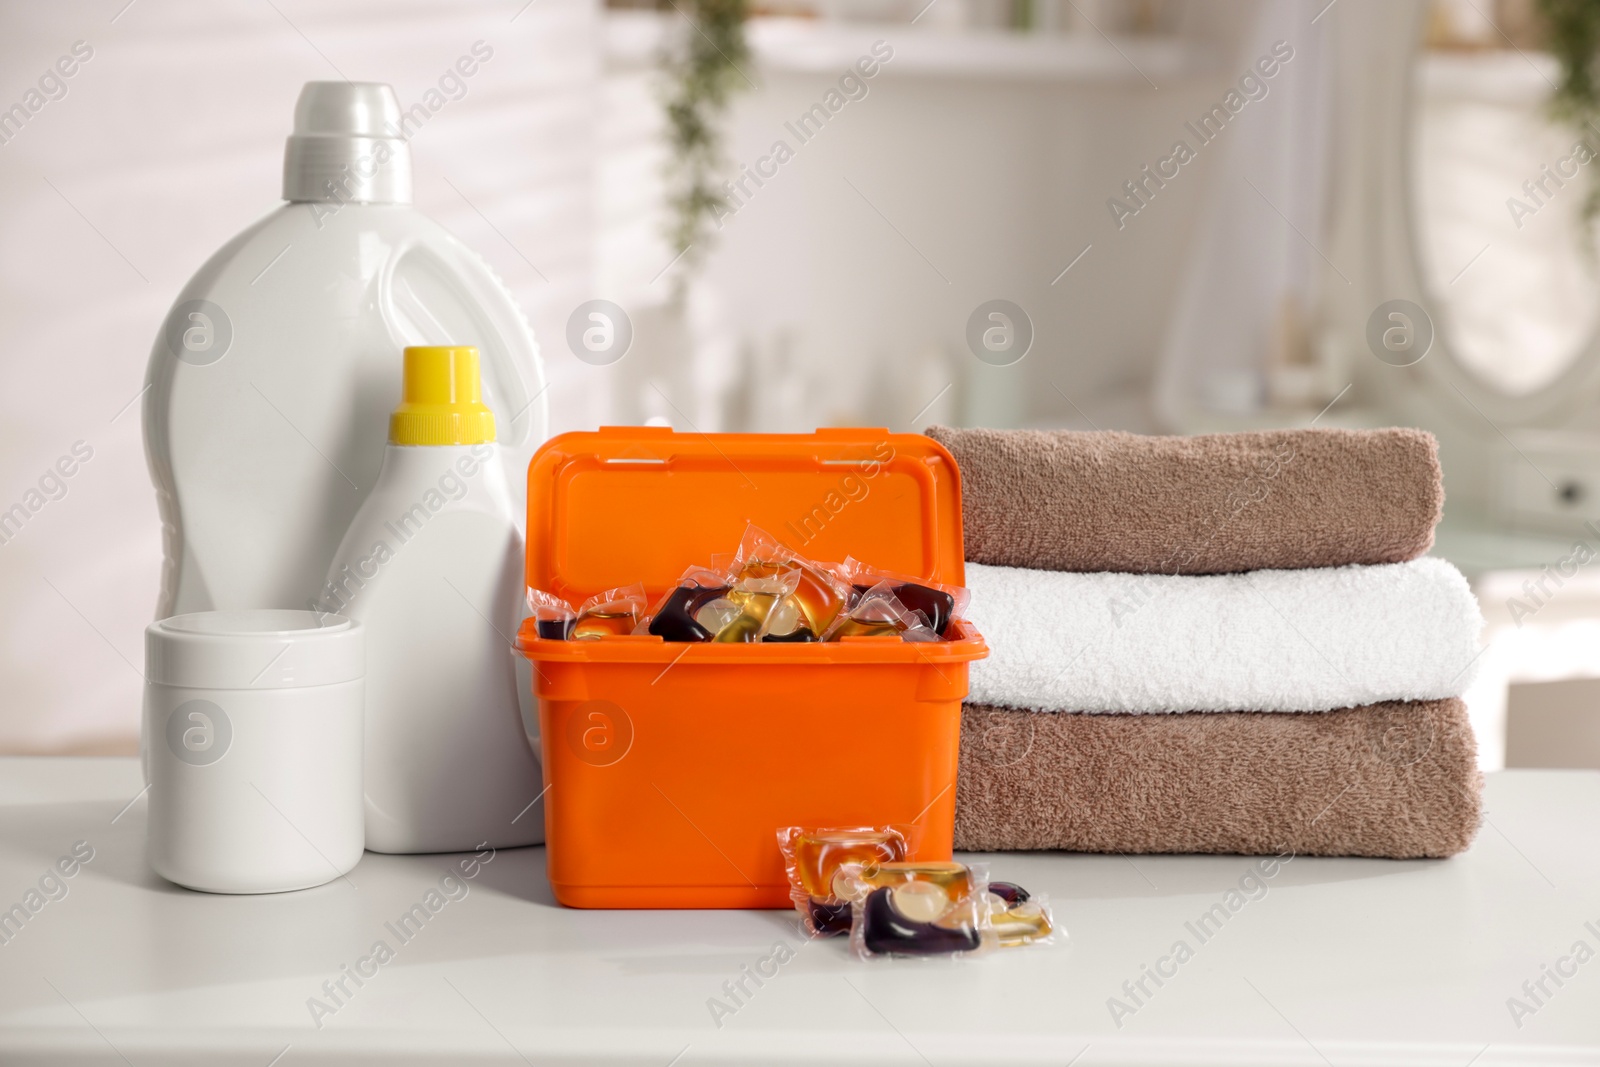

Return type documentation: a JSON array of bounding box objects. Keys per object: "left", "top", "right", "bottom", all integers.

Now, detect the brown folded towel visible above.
[
  {"left": 926, "top": 425, "right": 1442, "bottom": 575},
  {"left": 955, "top": 700, "right": 1481, "bottom": 858}
]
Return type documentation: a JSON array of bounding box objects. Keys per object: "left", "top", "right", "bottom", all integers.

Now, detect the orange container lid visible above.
[{"left": 525, "top": 426, "right": 966, "bottom": 610}]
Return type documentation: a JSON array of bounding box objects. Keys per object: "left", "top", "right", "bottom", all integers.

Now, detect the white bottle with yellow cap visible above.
[{"left": 319, "top": 346, "right": 542, "bottom": 853}]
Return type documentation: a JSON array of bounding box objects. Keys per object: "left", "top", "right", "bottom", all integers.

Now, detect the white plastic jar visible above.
[{"left": 143, "top": 610, "right": 364, "bottom": 893}]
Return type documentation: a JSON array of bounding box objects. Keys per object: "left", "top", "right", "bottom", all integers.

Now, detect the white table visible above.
[{"left": 1, "top": 759, "right": 1597, "bottom": 1066}]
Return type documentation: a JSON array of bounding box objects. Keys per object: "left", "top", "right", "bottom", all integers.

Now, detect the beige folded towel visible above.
[
  {"left": 955, "top": 699, "right": 1481, "bottom": 858},
  {"left": 926, "top": 426, "right": 1442, "bottom": 575}
]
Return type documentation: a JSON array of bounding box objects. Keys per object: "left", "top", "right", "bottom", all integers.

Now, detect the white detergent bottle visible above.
[
  {"left": 143, "top": 81, "right": 547, "bottom": 618},
  {"left": 320, "top": 346, "right": 542, "bottom": 853}
]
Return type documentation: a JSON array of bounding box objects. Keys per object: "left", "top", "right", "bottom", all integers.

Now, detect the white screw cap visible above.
[{"left": 283, "top": 81, "right": 412, "bottom": 205}]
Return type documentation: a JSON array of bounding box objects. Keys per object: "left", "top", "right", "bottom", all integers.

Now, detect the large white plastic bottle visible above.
[
  {"left": 320, "top": 346, "right": 542, "bottom": 853},
  {"left": 143, "top": 82, "right": 547, "bottom": 618}
]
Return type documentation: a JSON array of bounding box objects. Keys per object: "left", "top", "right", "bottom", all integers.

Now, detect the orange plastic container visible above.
[{"left": 516, "top": 427, "right": 987, "bottom": 908}]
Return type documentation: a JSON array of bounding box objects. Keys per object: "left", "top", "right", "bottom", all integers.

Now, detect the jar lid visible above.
[{"left": 145, "top": 610, "right": 364, "bottom": 690}]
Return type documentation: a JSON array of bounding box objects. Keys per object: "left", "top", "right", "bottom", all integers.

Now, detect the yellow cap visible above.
[{"left": 389, "top": 346, "right": 497, "bottom": 446}]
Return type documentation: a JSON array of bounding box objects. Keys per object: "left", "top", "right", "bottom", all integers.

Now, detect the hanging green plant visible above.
[
  {"left": 660, "top": 0, "right": 752, "bottom": 292},
  {"left": 1540, "top": 0, "right": 1600, "bottom": 225}
]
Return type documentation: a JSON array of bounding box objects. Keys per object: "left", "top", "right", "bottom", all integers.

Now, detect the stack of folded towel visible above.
[{"left": 929, "top": 425, "right": 1485, "bottom": 859}]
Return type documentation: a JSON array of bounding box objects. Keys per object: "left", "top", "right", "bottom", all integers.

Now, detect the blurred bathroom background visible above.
[{"left": 3, "top": 0, "right": 1600, "bottom": 771}]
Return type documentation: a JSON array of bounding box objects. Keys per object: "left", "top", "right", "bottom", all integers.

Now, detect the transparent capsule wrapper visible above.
[
  {"left": 531, "top": 528, "right": 965, "bottom": 645},
  {"left": 525, "top": 587, "right": 577, "bottom": 641},
  {"left": 638, "top": 565, "right": 736, "bottom": 641},
  {"left": 775, "top": 825, "right": 909, "bottom": 938},
  {"left": 572, "top": 582, "right": 648, "bottom": 640},
  {"left": 845, "top": 861, "right": 1059, "bottom": 960},
  {"left": 822, "top": 581, "right": 941, "bottom": 643},
  {"left": 847, "top": 859, "right": 989, "bottom": 959},
  {"left": 983, "top": 885, "right": 1059, "bottom": 950},
  {"left": 712, "top": 564, "right": 804, "bottom": 644},
  {"left": 732, "top": 524, "right": 853, "bottom": 642},
  {"left": 841, "top": 556, "right": 970, "bottom": 638}
]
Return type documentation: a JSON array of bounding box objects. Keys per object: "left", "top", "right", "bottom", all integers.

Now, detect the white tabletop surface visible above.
[{"left": 1, "top": 758, "right": 1597, "bottom": 1066}]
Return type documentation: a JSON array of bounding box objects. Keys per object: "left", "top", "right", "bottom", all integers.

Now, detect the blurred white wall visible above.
[
  {"left": 606, "top": 7, "right": 1262, "bottom": 436},
  {"left": 0, "top": 0, "right": 599, "bottom": 754}
]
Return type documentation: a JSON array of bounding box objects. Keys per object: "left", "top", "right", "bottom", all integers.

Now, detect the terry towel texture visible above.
[
  {"left": 965, "top": 557, "right": 1483, "bottom": 714},
  {"left": 926, "top": 425, "right": 1443, "bottom": 575},
  {"left": 955, "top": 700, "right": 1482, "bottom": 858}
]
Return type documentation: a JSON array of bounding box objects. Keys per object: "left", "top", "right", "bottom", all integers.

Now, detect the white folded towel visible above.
[{"left": 965, "top": 557, "right": 1483, "bottom": 713}]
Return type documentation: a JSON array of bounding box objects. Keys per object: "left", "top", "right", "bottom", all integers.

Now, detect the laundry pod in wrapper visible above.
[
  {"left": 572, "top": 584, "right": 647, "bottom": 640},
  {"left": 526, "top": 589, "right": 577, "bottom": 640},
  {"left": 823, "top": 582, "right": 941, "bottom": 642},
  {"left": 642, "top": 566, "right": 735, "bottom": 642},
  {"left": 776, "top": 826, "right": 908, "bottom": 937},
  {"left": 842, "top": 556, "right": 970, "bottom": 638},
  {"left": 734, "top": 525, "right": 852, "bottom": 641},
  {"left": 837, "top": 860, "right": 1059, "bottom": 958}
]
